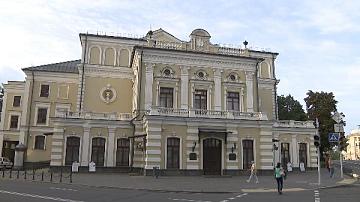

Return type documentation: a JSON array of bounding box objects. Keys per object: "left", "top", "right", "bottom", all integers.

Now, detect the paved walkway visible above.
[{"left": 71, "top": 168, "right": 357, "bottom": 193}]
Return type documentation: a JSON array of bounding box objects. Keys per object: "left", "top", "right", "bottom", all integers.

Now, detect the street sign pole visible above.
[
  {"left": 340, "top": 150, "right": 343, "bottom": 178},
  {"left": 315, "top": 118, "right": 321, "bottom": 186}
]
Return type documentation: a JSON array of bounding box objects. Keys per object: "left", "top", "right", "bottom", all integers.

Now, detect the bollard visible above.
[
  {"left": 70, "top": 171, "right": 72, "bottom": 183},
  {"left": 60, "top": 168, "right": 63, "bottom": 183},
  {"left": 41, "top": 171, "right": 44, "bottom": 181},
  {"left": 50, "top": 171, "right": 53, "bottom": 182},
  {"left": 32, "top": 169, "right": 35, "bottom": 180},
  {"left": 2, "top": 170, "right": 4, "bottom": 178},
  {"left": 9, "top": 170, "right": 12, "bottom": 178},
  {"left": 17, "top": 170, "right": 19, "bottom": 179},
  {"left": 24, "top": 170, "right": 27, "bottom": 180}
]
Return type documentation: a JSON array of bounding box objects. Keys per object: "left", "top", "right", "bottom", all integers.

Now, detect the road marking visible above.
[
  {"left": 314, "top": 190, "right": 320, "bottom": 202},
  {"left": 242, "top": 188, "right": 305, "bottom": 193},
  {"left": 0, "top": 189, "right": 84, "bottom": 202},
  {"left": 235, "top": 193, "right": 248, "bottom": 198},
  {"left": 50, "top": 187, "right": 78, "bottom": 192},
  {"left": 168, "top": 198, "right": 211, "bottom": 202}
]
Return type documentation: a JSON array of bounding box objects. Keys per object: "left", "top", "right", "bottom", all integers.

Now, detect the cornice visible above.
[
  {"left": 83, "top": 65, "right": 134, "bottom": 80},
  {"left": 142, "top": 49, "right": 259, "bottom": 71}
]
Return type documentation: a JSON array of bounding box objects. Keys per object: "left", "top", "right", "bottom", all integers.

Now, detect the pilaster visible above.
[
  {"left": 180, "top": 66, "right": 189, "bottom": 109},
  {"left": 144, "top": 63, "right": 154, "bottom": 110},
  {"left": 81, "top": 127, "right": 91, "bottom": 166},
  {"left": 50, "top": 127, "right": 65, "bottom": 166},
  {"left": 186, "top": 126, "right": 199, "bottom": 170},
  {"left": 245, "top": 71, "right": 255, "bottom": 112},
  {"left": 213, "top": 68, "right": 222, "bottom": 110},
  {"left": 106, "top": 127, "right": 116, "bottom": 167}
]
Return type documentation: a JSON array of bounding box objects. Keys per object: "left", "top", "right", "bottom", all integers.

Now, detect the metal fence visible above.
[{"left": 1, "top": 168, "right": 72, "bottom": 183}]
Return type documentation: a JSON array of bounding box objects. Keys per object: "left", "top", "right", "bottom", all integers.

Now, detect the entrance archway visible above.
[{"left": 203, "top": 138, "right": 222, "bottom": 175}]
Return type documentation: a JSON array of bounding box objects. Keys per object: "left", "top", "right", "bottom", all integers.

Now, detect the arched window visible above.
[
  {"left": 104, "top": 48, "right": 115, "bottom": 66},
  {"left": 167, "top": 137, "right": 180, "bottom": 169},
  {"left": 260, "top": 62, "right": 271, "bottom": 78},
  {"left": 119, "top": 49, "right": 129, "bottom": 67},
  {"left": 89, "top": 47, "right": 101, "bottom": 65},
  {"left": 91, "top": 137, "right": 106, "bottom": 166},
  {"left": 65, "top": 137, "right": 80, "bottom": 165},
  {"left": 34, "top": 135, "right": 45, "bottom": 150},
  {"left": 116, "top": 138, "right": 130, "bottom": 166}
]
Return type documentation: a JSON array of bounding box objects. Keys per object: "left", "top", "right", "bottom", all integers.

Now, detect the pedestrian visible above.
[
  {"left": 246, "top": 161, "right": 259, "bottom": 183},
  {"left": 274, "top": 162, "right": 285, "bottom": 195},
  {"left": 328, "top": 157, "right": 335, "bottom": 178}
]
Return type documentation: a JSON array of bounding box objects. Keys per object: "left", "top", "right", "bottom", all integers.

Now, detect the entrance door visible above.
[
  {"left": 299, "top": 143, "right": 307, "bottom": 167},
  {"left": 203, "top": 138, "right": 222, "bottom": 175},
  {"left": 2, "top": 141, "right": 18, "bottom": 162}
]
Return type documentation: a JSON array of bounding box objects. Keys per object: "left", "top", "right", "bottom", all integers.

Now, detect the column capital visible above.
[
  {"left": 83, "top": 127, "right": 91, "bottom": 133},
  {"left": 108, "top": 127, "right": 116, "bottom": 133},
  {"left": 245, "top": 71, "right": 255, "bottom": 80},
  {"left": 145, "top": 63, "right": 155, "bottom": 72},
  {"left": 212, "top": 68, "right": 223, "bottom": 77},
  {"left": 180, "top": 66, "right": 190, "bottom": 74}
]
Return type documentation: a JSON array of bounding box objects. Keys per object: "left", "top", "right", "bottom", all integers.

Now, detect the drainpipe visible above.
[
  {"left": 25, "top": 70, "right": 35, "bottom": 162},
  {"left": 79, "top": 33, "right": 88, "bottom": 113},
  {"left": 129, "top": 48, "right": 143, "bottom": 172}
]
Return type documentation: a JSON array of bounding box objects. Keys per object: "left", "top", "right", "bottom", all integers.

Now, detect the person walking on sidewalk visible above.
[
  {"left": 274, "top": 162, "right": 285, "bottom": 195},
  {"left": 246, "top": 161, "right": 259, "bottom": 183}
]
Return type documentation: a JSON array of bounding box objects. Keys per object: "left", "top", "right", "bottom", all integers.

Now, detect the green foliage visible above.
[
  {"left": 339, "top": 134, "right": 349, "bottom": 151},
  {"left": 277, "top": 94, "right": 307, "bottom": 121},
  {"left": 304, "top": 90, "right": 338, "bottom": 154}
]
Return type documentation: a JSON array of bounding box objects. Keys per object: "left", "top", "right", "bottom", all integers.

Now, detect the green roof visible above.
[{"left": 22, "top": 60, "right": 81, "bottom": 73}]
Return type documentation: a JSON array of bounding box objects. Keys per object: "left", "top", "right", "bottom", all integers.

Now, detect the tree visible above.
[
  {"left": 304, "top": 90, "right": 338, "bottom": 153},
  {"left": 277, "top": 94, "right": 307, "bottom": 121},
  {"left": 0, "top": 85, "right": 3, "bottom": 112}
]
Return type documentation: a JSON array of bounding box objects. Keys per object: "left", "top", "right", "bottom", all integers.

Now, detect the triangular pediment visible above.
[{"left": 151, "top": 28, "right": 183, "bottom": 43}]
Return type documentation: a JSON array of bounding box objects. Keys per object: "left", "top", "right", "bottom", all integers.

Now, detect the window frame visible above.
[
  {"left": 39, "top": 84, "right": 50, "bottom": 98},
  {"left": 65, "top": 136, "right": 81, "bottom": 165},
  {"left": 12, "top": 96, "right": 21, "bottom": 107},
  {"left": 57, "top": 84, "right": 69, "bottom": 99},
  {"left": 91, "top": 137, "right": 106, "bottom": 167},
  {"left": 116, "top": 138, "right": 130, "bottom": 167},
  {"left": 226, "top": 91, "right": 240, "bottom": 111},
  {"left": 166, "top": 137, "right": 181, "bottom": 169},
  {"left": 159, "top": 87, "right": 174, "bottom": 108},
  {"left": 194, "top": 89, "right": 207, "bottom": 110},
  {"left": 7, "top": 112, "right": 21, "bottom": 130},
  {"left": 34, "top": 103, "right": 50, "bottom": 126},
  {"left": 34, "top": 135, "right": 46, "bottom": 150}
]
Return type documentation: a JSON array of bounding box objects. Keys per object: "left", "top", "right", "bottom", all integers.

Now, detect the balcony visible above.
[
  {"left": 55, "top": 110, "right": 133, "bottom": 121},
  {"left": 148, "top": 107, "right": 267, "bottom": 121},
  {"left": 274, "top": 120, "right": 315, "bottom": 128}
]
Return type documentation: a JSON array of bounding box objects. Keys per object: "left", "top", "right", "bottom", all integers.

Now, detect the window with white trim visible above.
[
  {"left": 40, "top": 84, "right": 50, "bottom": 97},
  {"left": 159, "top": 87, "right": 173, "bottom": 108},
  {"left": 13, "top": 96, "right": 21, "bottom": 107},
  {"left": 36, "top": 108, "right": 48, "bottom": 125},
  {"left": 9, "top": 115, "right": 19, "bottom": 129},
  {"left": 34, "top": 135, "right": 45, "bottom": 150}
]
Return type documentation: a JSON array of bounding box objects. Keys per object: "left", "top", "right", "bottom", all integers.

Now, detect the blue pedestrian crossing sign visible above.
[{"left": 328, "top": 133, "right": 340, "bottom": 142}]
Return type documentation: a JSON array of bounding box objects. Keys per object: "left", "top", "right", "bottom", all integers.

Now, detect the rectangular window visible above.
[
  {"left": 13, "top": 96, "right": 21, "bottom": 107},
  {"left": 194, "top": 90, "right": 207, "bottom": 110},
  {"left": 167, "top": 138, "right": 180, "bottom": 169},
  {"left": 34, "top": 136, "right": 45, "bottom": 150},
  {"left": 40, "top": 84, "right": 50, "bottom": 97},
  {"left": 159, "top": 87, "right": 173, "bottom": 108},
  {"left": 9, "top": 115, "right": 19, "bottom": 129},
  {"left": 281, "top": 143, "right": 290, "bottom": 167},
  {"left": 37, "top": 108, "right": 48, "bottom": 124},
  {"left": 227, "top": 92, "right": 239, "bottom": 111},
  {"left": 58, "top": 85, "right": 69, "bottom": 99}
]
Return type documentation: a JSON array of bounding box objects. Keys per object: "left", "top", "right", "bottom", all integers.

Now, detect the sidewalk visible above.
[{"left": 71, "top": 168, "right": 357, "bottom": 193}]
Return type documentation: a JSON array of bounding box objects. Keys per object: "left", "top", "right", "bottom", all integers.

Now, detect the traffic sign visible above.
[
  {"left": 334, "top": 124, "right": 344, "bottom": 133},
  {"left": 332, "top": 112, "right": 344, "bottom": 123},
  {"left": 328, "top": 133, "right": 340, "bottom": 142}
]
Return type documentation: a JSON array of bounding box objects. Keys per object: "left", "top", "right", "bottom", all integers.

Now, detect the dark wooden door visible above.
[
  {"left": 2, "top": 141, "right": 18, "bottom": 162},
  {"left": 203, "top": 138, "right": 222, "bottom": 175}
]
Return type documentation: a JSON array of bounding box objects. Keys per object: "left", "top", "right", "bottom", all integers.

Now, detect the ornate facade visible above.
[{"left": 0, "top": 28, "right": 317, "bottom": 175}]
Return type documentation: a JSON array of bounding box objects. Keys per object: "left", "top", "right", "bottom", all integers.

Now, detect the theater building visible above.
[{"left": 0, "top": 28, "right": 317, "bottom": 175}]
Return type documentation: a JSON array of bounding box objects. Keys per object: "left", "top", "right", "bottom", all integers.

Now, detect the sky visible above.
[{"left": 0, "top": 0, "right": 359, "bottom": 134}]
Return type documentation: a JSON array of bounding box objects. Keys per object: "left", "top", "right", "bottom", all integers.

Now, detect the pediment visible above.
[{"left": 151, "top": 28, "right": 183, "bottom": 43}]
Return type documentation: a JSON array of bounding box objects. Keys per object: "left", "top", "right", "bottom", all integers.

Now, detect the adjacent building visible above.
[
  {"left": 0, "top": 28, "right": 317, "bottom": 175},
  {"left": 346, "top": 127, "right": 360, "bottom": 160}
]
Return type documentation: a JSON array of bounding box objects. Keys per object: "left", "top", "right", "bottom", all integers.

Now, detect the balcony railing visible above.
[
  {"left": 149, "top": 107, "right": 267, "bottom": 120},
  {"left": 274, "top": 120, "right": 315, "bottom": 128},
  {"left": 55, "top": 110, "right": 133, "bottom": 121}
]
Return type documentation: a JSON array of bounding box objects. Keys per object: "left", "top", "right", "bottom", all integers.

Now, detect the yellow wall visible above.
[{"left": 83, "top": 77, "right": 133, "bottom": 113}]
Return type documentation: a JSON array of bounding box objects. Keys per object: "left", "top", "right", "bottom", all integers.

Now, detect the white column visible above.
[
  {"left": 223, "top": 87, "right": 227, "bottom": 111},
  {"left": 144, "top": 63, "right": 154, "bottom": 110},
  {"left": 292, "top": 135, "right": 298, "bottom": 166},
  {"left": 240, "top": 88, "right": 244, "bottom": 112},
  {"left": 180, "top": 66, "right": 189, "bottom": 109},
  {"left": 81, "top": 127, "right": 91, "bottom": 166},
  {"left": 106, "top": 127, "right": 116, "bottom": 167},
  {"left": 213, "top": 68, "right": 222, "bottom": 110},
  {"left": 245, "top": 71, "right": 255, "bottom": 112}
]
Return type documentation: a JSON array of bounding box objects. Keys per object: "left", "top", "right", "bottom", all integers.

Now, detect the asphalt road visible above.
[{"left": 0, "top": 179, "right": 359, "bottom": 202}]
